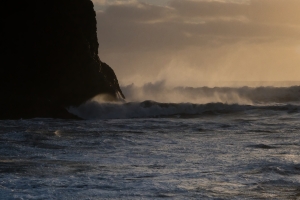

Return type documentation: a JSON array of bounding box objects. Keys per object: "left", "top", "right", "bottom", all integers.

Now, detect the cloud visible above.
[
  {"left": 104, "top": 2, "right": 171, "bottom": 22},
  {"left": 170, "top": 0, "right": 249, "bottom": 18},
  {"left": 97, "top": 1, "right": 300, "bottom": 51},
  {"left": 92, "top": 0, "right": 300, "bottom": 85},
  {"left": 92, "top": 0, "right": 137, "bottom": 6},
  {"left": 92, "top": 0, "right": 138, "bottom": 11},
  {"left": 171, "top": 0, "right": 300, "bottom": 25}
]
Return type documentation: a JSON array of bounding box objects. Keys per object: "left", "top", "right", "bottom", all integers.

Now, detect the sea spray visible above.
[
  {"left": 121, "top": 83, "right": 300, "bottom": 104},
  {"left": 68, "top": 84, "right": 300, "bottom": 119}
]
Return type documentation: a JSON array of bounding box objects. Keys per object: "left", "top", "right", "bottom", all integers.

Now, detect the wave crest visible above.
[
  {"left": 68, "top": 100, "right": 299, "bottom": 120},
  {"left": 68, "top": 84, "right": 300, "bottom": 119},
  {"left": 121, "top": 82, "right": 300, "bottom": 104}
]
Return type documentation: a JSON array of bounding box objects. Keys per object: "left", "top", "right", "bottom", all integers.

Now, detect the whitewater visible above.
[{"left": 1, "top": 84, "right": 300, "bottom": 199}]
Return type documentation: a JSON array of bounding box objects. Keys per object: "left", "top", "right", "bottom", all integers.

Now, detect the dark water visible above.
[{"left": 1, "top": 86, "right": 300, "bottom": 199}]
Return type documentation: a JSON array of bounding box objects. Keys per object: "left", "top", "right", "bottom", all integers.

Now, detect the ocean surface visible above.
[{"left": 1, "top": 85, "right": 300, "bottom": 199}]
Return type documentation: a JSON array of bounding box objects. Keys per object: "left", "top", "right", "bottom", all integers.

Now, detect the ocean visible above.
[{"left": 1, "top": 85, "right": 300, "bottom": 199}]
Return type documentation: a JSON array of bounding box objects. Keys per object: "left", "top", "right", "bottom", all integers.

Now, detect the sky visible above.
[{"left": 91, "top": 0, "right": 300, "bottom": 87}]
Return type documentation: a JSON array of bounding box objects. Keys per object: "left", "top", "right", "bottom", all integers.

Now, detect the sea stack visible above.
[{"left": 1, "top": 0, "right": 124, "bottom": 119}]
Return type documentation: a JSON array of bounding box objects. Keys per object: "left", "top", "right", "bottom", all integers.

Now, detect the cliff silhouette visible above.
[{"left": 1, "top": 0, "right": 124, "bottom": 119}]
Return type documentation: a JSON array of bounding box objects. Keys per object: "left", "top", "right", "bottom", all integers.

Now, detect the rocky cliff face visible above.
[{"left": 1, "top": 0, "right": 124, "bottom": 119}]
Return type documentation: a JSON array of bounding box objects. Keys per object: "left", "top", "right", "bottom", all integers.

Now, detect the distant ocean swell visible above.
[{"left": 68, "top": 85, "right": 300, "bottom": 119}]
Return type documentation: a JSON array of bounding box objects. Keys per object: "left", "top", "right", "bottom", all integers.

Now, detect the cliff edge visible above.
[{"left": 1, "top": 0, "right": 124, "bottom": 119}]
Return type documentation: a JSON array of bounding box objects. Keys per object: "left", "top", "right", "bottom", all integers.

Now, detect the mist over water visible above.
[
  {"left": 121, "top": 81, "right": 300, "bottom": 104},
  {"left": 68, "top": 82, "right": 300, "bottom": 120},
  {"left": 122, "top": 81, "right": 251, "bottom": 105}
]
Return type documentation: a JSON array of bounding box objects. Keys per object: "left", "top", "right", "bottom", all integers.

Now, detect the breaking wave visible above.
[
  {"left": 121, "top": 82, "right": 300, "bottom": 104},
  {"left": 68, "top": 84, "right": 300, "bottom": 119},
  {"left": 68, "top": 101, "right": 299, "bottom": 119}
]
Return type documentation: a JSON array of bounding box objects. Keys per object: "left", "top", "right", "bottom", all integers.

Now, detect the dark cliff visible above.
[{"left": 1, "top": 0, "right": 124, "bottom": 119}]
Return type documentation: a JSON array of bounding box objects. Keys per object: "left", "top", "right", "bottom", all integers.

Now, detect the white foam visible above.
[
  {"left": 122, "top": 83, "right": 300, "bottom": 104},
  {"left": 68, "top": 84, "right": 300, "bottom": 119}
]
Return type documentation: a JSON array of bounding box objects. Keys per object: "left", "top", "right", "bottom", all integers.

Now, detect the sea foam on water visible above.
[{"left": 68, "top": 84, "right": 300, "bottom": 119}]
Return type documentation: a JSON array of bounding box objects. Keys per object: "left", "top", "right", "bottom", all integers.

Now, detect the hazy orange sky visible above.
[{"left": 92, "top": 0, "right": 300, "bottom": 87}]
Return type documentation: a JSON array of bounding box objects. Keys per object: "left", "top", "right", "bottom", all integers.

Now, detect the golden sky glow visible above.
[{"left": 92, "top": 0, "right": 300, "bottom": 87}]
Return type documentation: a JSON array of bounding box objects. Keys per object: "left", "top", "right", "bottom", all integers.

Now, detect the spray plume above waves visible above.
[
  {"left": 68, "top": 82, "right": 300, "bottom": 119},
  {"left": 121, "top": 81, "right": 300, "bottom": 104}
]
